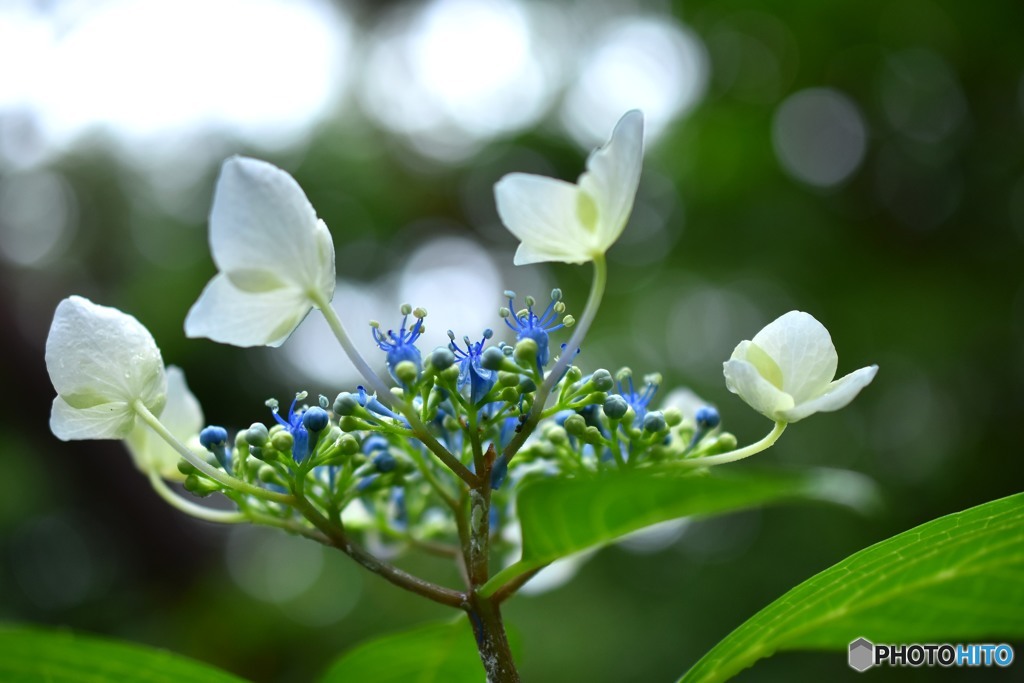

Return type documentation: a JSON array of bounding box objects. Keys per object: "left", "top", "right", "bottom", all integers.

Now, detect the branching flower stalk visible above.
[{"left": 44, "top": 111, "right": 878, "bottom": 683}]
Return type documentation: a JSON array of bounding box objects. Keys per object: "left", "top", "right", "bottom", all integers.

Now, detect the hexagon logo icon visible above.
[{"left": 849, "top": 637, "right": 874, "bottom": 672}]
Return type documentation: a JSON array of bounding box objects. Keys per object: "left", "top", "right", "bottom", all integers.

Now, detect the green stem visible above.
[
  {"left": 499, "top": 255, "right": 608, "bottom": 466},
  {"left": 673, "top": 421, "right": 788, "bottom": 468},
  {"left": 133, "top": 401, "right": 293, "bottom": 504},
  {"left": 147, "top": 472, "right": 247, "bottom": 523}
]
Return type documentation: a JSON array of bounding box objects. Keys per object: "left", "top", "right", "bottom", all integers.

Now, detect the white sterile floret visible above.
[
  {"left": 494, "top": 110, "right": 644, "bottom": 265},
  {"left": 723, "top": 311, "right": 878, "bottom": 423},
  {"left": 124, "top": 366, "right": 203, "bottom": 482},
  {"left": 185, "top": 156, "right": 336, "bottom": 347},
  {"left": 46, "top": 296, "right": 167, "bottom": 440}
]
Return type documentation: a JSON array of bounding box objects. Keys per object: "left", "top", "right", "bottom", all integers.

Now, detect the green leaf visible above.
[
  {"left": 0, "top": 626, "right": 248, "bottom": 683},
  {"left": 481, "top": 467, "right": 877, "bottom": 597},
  {"left": 679, "top": 492, "right": 1024, "bottom": 683},
  {"left": 319, "top": 619, "right": 490, "bottom": 683}
]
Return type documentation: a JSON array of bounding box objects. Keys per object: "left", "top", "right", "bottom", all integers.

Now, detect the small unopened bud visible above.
[
  {"left": 603, "top": 395, "right": 628, "bottom": 420},
  {"left": 663, "top": 407, "right": 683, "bottom": 427},
  {"left": 394, "top": 360, "right": 419, "bottom": 385},
  {"left": 498, "top": 371, "right": 519, "bottom": 387},
  {"left": 481, "top": 346, "right": 506, "bottom": 371},
  {"left": 563, "top": 414, "right": 586, "bottom": 437},
  {"left": 271, "top": 430, "right": 294, "bottom": 452},
  {"left": 199, "top": 426, "right": 228, "bottom": 450},
  {"left": 429, "top": 346, "right": 455, "bottom": 371},
  {"left": 245, "top": 422, "right": 269, "bottom": 446},
  {"left": 695, "top": 406, "right": 721, "bottom": 430},
  {"left": 590, "top": 369, "right": 613, "bottom": 392},
  {"left": 373, "top": 451, "right": 397, "bottom": 473},
  {"left": 513, "top": 338, "right": 538, "bottom": 366},
  {"left": 337, "top": 434, "right": 360, "bottom": 456},
  {"left": 302, "top": 406, "right": 330, "bottom": 432},
  {"left": 565, "top": 366, "right": 583, "bottom": 384},
  {"left": 333, "top": 392, "right": 359, "bottom": 416},
  {"left": 583, "top": 426, "right": 604, "bottom": 445},
  {"left": 643, "top": 411, "right": 667, "bottom": 433}
]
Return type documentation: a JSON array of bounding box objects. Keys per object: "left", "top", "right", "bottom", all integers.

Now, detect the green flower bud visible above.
[
  {"left": 498, "top": 371, "right": 520, "bottom": 387},
  {"left": 583, "top": 425, "right": 605, "bottom": 445},
  {"left": 176, "top": 460, "right": 196, "bottom": 476},
  {"left": 245, "top": 422, "right": 269, "bottom": 446},
  {"left": 339, "top": 415, "right": 362, "bottom": 432},
  {"left": 481, "top": 346, "right": 507, "bottom": 371},
  {"left": 662, "top": 407, "right": 682, "bottom": 427},
  {"left": 499, "top": 387, "right": 520, "bottom": 403},
  {"left": 333, "top": 392, "right": 359, "bottom": 416},
  {"left": 429, "top": 346, "right": 455, "bottom": 371},
  {"left": 337, "top": 433, "right": 360, "bottom": 456},
  {"left": 513, "top": 338, "right": 538, "bottom": 366},
  {"left": 271, "top": 430, "right": 294, "bottom": 452},
  {"left": 563, "top": 414, "right": 586, "bottom": 437},
  {"left": 518, "top": 377, "right": 537, "bottom": 393},
  {"left": 590, "top": 368, "right": 614, "bottom": 392},
  {"left": 547, "top": 425, "right": 568, "bottom": 446},
  {"left": 564, "top": 366, "right": 583, "bottom": 383},
  {"left": 394, "top": 360, "right": 420, "bottom": 385}
]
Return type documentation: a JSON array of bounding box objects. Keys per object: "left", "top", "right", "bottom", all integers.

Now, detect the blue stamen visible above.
[
  {"left": 449, "top": 329, "right": 497, "bottom": 405},
  {"left": 372, "top": 308, "right": 425, "bottom": 383},
  {"left": 502, "top": 290, "right": 566, "bottom": 368}
]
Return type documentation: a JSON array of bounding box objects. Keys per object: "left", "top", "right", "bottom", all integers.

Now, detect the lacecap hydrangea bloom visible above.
[
  {"left": 494, "top": 110, "right": 644, "bottom": 265},
  {"left": 46, "top": 296, "right": 167, "bottom": 441},
  {"left": 185, "top": 156, "right": 336, "bottom": 347},
  {"left": 723, "top": 311, "right": 878, "bottom": 423}
]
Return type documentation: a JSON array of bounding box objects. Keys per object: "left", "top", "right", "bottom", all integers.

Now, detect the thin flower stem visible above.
[
  {"left": 314, "top": 294, "right": 476, "bottom": 484},
  {"left": 147, "top": 472, "right": 247, "bottom": 523},
  {"left": 672, "top": 421, "right": 788, "bottom": 468},
  {"left": 133, "top": 401, "right": 294, "bottom": 504},
  {"left": 499, "top": 254, "right": 608, "bottom": 465}
]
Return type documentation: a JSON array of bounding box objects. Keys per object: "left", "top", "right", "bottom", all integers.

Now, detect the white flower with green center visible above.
[
  {"left": 494, "top": 110, "right": 644, "bottom": 265},
  {"left": 185, "top": 156, "right": 336, "bottom": 347},
  {"left": 124, "top": 366, "right": 203, "bottom": 482},
  {"left": 46, "top": 296, "right": 167, "bottom": 440},
  {"left": 723, "top": 311, "right": 878, "bottom": 423}
]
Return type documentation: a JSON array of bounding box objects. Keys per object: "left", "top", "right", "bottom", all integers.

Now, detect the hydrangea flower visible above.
[
  {"left": 124, "top": 366, "right": 203, "bottom": 482},
  {"left": 501, "top": 290, "right": 569, "bottom": 368},
  {"left": 723, "top": 311, "right": 878, "bottom": 423},
  {"left": 494, "top": 110, "right": 644, "bottom": 265},
  {"left": 185, "top": 156, "right": 336, "bottom": 348},
  {"left": 372, "top": 306, "right": 425, "bottom": 382},
  {"left": 449, "top": 330, "right": 497, "bottom": 405},
  {"left": 46, "top": 296, "right": 167, "bottom": 441}
]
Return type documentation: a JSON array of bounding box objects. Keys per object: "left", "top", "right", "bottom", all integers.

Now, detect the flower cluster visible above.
[{"left": 44, "top": 110, "right": 877, "bottom": 603}]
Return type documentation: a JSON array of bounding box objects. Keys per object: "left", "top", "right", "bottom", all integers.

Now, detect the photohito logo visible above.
[{"left": 848, "top": 638, "right": 1014, "bottom": 671}]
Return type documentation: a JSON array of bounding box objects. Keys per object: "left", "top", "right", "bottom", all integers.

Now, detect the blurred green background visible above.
[{"left": 1, "top": 0, "right": 1022, "bottom": 681}]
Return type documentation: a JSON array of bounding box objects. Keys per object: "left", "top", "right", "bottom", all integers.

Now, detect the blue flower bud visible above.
[
  {"left": 695, "top": 406, "right": 721, "bottom": 430},
  {"left": 603, "top": 394, "right": 629, "bottom": 420},
  {"left": 199, "top": 426, "right": 228, "bottom": 450},
  {"left": 373, "top": 451, "right": 397, "bottom": 473},
  {"left": 643, "top": 410, "right": 667, "bottom": 433},
  {"left": 302, "top": 406, "right": 330, "bottom": 432},
  {"left": 362, "top": 434, "right": 389, "bottom": 455}
]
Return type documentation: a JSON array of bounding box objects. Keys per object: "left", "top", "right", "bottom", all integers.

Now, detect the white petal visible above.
[
  {"left": 751, "top": 311, "right": 838, "bottom": 403},
  {"left": 781, "top": 365, "right": 878, "bottom": 422},
  {"left": 577, "top": 110, "right": 644, "bottom": 252},
  {"left": 723, "top": 358, "right": 794, "bottom": 420},
  {"left": 494, "top": 173, "right": 594, "bottom": 265},
  {"left": 209, "top": 157, "right": 334, "bottom": 297},
  {"left": 45, "top": 296, "right": 166, "bottom": 412},
  {"left": 124, "top": 366, "right": 203, "bottom": 481},
  {"left": 184, "top": 274, "right": 311, "bottom": 347},
  {"left": 50, "top": 397, "right": 136, "bottom": 441}
]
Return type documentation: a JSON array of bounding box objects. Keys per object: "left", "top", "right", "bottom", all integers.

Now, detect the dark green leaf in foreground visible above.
[
  {"left": 0, "top": 626, "right": 247, "bottom": 683},
  {"left": 679, "top": 492, "right": 1024, "bottom": 683},
  {"left": 481, "top": 467, "right": 877, "bottom": 597},
  {"left": 319, "top": 619, "right": 490, "bottom": 683}
]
